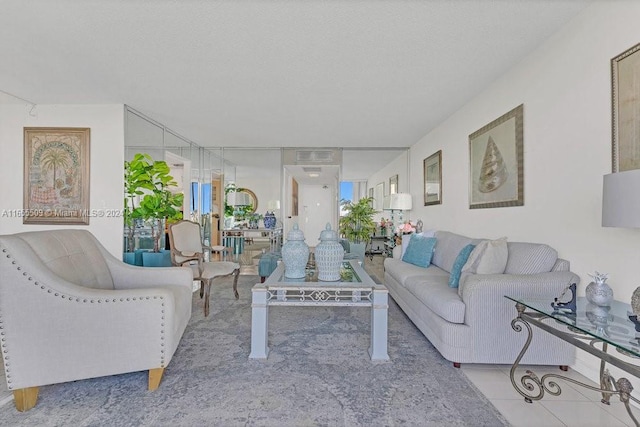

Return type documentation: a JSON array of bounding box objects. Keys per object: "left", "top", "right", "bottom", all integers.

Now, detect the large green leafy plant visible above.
[
  {"left": 124, "top": 153, "right": 183, "bottom": 253},
  {"left": 338, "top": 196, "right": 378, "bottom": 244}
]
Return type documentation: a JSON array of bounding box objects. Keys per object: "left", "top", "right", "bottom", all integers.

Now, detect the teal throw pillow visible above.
[
  {"left": 401, "top": 234, "right": 437, "bottom": 268},
  {"left": 449, "top": 244, "right": 476, "bottom": 288}
]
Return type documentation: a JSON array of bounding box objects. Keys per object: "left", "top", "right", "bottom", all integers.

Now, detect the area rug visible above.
[{"left": 0, "top": 275, "right": 509, "bottom": 426}]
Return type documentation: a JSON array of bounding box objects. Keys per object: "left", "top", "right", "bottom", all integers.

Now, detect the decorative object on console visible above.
[
  {"left": 469, "top": 104, "right": 524, "bottom": 209},
  {"left": 315, "top": 223, "right": 344, "bottom": 281},
  {"left": 264, "top": 200, "right": 279, "bottom": 229},
  {"left": 585, "top": 271, "right": 613, "bottom": 307},
  {"left": 423, "top": 150, "right": 442, "bottom": 206},
  {"left": 551, "top": 283, "right": 577, "bottom": 313},
  {"left": 585, "top": 304, "right": 613, "bottom": 337},
  {"left": 281, "top": 223, "right": 309, "bottom": 279},
  {"left": 415, "top": 219, "right": 423, "bottom": 233}
]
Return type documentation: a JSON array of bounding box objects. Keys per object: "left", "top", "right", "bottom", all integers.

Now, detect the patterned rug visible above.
[{"left": 0, "top": 275, "right": 509, "bottom": 426}]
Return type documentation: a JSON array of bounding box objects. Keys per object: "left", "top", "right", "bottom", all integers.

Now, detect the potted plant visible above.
[
  {"left": 129, "top": 154, "right": 184, "bottom": 266},
  {"left": 338, "top": 196, "right": 378, "bottom": 262},
  {"left": 123, "top": 153, "right": 155, "bottom": 265}
]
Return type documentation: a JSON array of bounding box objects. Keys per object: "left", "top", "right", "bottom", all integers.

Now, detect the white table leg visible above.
[
  {"left": 249, "top": 287, "right": 269, "bottom": 359},
  {"left": 369, "top": 288, "right": 389, "bottom": 361}
]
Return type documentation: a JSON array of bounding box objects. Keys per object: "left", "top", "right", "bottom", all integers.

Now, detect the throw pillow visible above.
[
  {"left": 476, "top": 237, "right": 508, "bottom": 274},
  {"left": 401, "top": 229, "right": 436, "bottom": 258},
  {"left": 448, "top": 244, "right": 476, "bottom": 288},
  {"left": 401, "top": 234, "right": 437, "bottom": 268}
]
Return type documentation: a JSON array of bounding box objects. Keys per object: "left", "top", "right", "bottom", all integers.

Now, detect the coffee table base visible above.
[{"left": 249, "top": 284, "right": 389, "bottom": 361}]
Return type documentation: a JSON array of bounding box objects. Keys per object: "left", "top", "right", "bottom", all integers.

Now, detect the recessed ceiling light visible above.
[{"left": 309, "top": 173, "right": 320, "bottom": 178}]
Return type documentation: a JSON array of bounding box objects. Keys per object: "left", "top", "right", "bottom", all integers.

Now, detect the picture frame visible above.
[
  {"left": 389, "top": 174, "right": 398, "bottom": 195},
  {"left": 374, "top": 182, "right": 384, "bottom": 210},
  {"left": 291, "top": 178, "right": 298, "bottom": 216},
  {"left": 423, "top": 150, "right": 442, "bottom": 206},
  {"left": 23, "top": 127, "right": 91, "bottom": 224},
  {"left": 612, "top": 42, "right": 640, "bottom": 172},
  {"left": 469, "top": 105, "right": 523, "bottom": 209}
]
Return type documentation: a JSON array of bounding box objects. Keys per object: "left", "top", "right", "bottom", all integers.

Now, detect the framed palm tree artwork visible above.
[{"left": 23, "top": 127, "right": 91, "bottom": 224}]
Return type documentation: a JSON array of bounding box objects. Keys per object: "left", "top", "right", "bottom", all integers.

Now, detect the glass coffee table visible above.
[
  {"left": 249, "top": 260, "right": 389, "bottom": 361},
  {"left": 505, "top": 294, "right": 640, "bottom": 426}
]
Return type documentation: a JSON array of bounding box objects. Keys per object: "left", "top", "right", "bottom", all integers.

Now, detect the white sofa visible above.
[
  {"left": 0, "top": 229, "right": 193, "bottom": 411},
  {"left": 384, "top": 230, "right": 578, "bottom": 367}
]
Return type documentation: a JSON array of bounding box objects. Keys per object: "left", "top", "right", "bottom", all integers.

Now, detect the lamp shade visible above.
[
  {"left": 602, "top": 169, "right": 640, "bottom": 228},
  {"left": 389, "top": 193, "right": 412, "bottom": 211},
  {"left": 227, "top": 191, "right": 251, "bottom": 206},
  {"left": 267, "top": 200, "right": 280, "bottom": 210}
]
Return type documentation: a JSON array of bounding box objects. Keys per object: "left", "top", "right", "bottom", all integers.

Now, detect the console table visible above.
[
  {"left": 221, "top": 227, "right": 282, "bottom": 254},
  {"left": 505, "top": 295, "right": 640, "bottom": 426}
]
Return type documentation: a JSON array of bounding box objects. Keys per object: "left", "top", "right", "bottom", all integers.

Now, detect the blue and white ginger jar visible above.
[
  {"left": 263, "top": 211, "right": 276, "bottom": 229},
  {"left": 315, "top": 223, "right": 344, "bottom": 282},
  {"left": 281, "top": 223, "right": 309, "bottom": 279}
]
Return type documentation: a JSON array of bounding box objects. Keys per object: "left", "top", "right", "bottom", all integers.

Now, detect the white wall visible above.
[
  {"left": 0, "top": 104, "right": 125, "bottom": 256},
  {"left": 398, "top": 1, "right": 640, "bottom": 383}
]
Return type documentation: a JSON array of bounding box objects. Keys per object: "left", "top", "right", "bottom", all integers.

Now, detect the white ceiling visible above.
[{"left": 1, "top": 0, "right": 591, "bottom": 154}]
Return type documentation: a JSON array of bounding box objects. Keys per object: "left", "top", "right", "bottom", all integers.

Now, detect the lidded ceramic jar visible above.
[
  {"left": 281, "top": 223, "right": 309, "bottom": 279},
  {"left": 315, "top": 223, "right": 344, "bottom": 282},
  {"left": 585, "top": 271, "right": 614, "bottom": 307}
]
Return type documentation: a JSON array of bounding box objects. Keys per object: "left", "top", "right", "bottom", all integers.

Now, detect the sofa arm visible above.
[{"left": 461, "top": 271, "right": 579, "bottom": 327}]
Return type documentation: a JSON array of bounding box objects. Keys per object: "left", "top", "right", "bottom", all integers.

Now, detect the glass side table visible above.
[{"left": 505, "top": 295, "right": 640, "bottom": 426}]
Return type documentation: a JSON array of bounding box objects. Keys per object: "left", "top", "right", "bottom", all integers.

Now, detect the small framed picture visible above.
[
  {"left": 423, "top": 150, "right": 442, "bottom": 206},
  {"left": 389, "top": 174, "right": 398, "bottom": 195}
]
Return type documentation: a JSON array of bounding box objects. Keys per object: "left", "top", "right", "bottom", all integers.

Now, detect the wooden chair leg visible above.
[
  {"left": 148, "top": 367, "right": 165, "bottom": 391},
  {"left": 13, "top": 387, "right": 39, "bottom": 412},
  {"left": 199, "top": 281, "right": 204, "bottom": 298},
  {"left": 233, "top": 268, "right": 240, "bottom": 299},
  {"left": 204, "top": 280, "right": 212, "bottom": 317}
]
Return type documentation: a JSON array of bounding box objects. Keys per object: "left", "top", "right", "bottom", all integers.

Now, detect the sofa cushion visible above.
[
  {"left": 402, "top": 234, "right": 437, "bottom": 267},
  {"left": 432, "top": 231, "right": 475, "bottom": 273},
  {"left": 472, "top": 237, "right": 509, "bottom": 274},
  {"left": 401, "top": 229, "right": 436, "bottom": 258},
  {"left": 405, "top": 273, "right": 466, "bottom": 324},
  {"left": 504, "top": 242, "right": 558, "bottom": 275},
  {"left": 448, "top": 244, "right": 475, "bottom": 288},
  {"left": 384, "top": 257, "right": 433, "bottom": 286}
]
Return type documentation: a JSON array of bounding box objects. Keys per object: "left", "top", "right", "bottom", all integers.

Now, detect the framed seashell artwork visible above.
[
  {"left": 468, "top": 104, "right": 524, "bottom": 209},
  {"left": 612, "top": 42, "right": 640, "bottom": 173}
]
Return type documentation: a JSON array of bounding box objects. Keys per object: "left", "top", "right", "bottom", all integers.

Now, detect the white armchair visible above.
[{"left": 0, "top": 229, "right": 193, "bottom": 411}]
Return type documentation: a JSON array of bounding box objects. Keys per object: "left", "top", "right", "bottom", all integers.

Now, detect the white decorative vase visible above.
[
  {"left": 281, "top": 223, "right": 309, "bottom": 279},
  {"left": 315, "top": 223, "right": 344, "bottom": 282},
  {"left": 585, "top": 271, "right": 613, "bottom": 307}
]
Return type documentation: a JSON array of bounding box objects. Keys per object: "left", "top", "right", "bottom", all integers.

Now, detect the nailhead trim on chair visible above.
[{"left": 0, "top": 245, "right": 169, "bottom": 387}]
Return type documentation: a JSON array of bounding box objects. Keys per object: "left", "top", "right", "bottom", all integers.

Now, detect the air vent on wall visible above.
[{"left": 296, "top": 150, "right": 335, "bottom": 163}]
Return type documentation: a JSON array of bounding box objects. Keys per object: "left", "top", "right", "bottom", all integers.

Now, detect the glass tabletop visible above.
[
  {"left": 505, "top": 295, "right": 640, "bottom": 358},
  {"left": 278, "top": 261, "right": 362, "bottom": 284}
]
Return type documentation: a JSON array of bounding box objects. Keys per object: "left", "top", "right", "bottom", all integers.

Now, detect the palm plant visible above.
[{"left": 338, "top": 196, "right": 378, "bottom": 244}]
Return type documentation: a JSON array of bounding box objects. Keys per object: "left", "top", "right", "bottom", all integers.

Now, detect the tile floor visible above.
[{"left": 0, "top": 252, "right": 636, "bottom": 426}]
